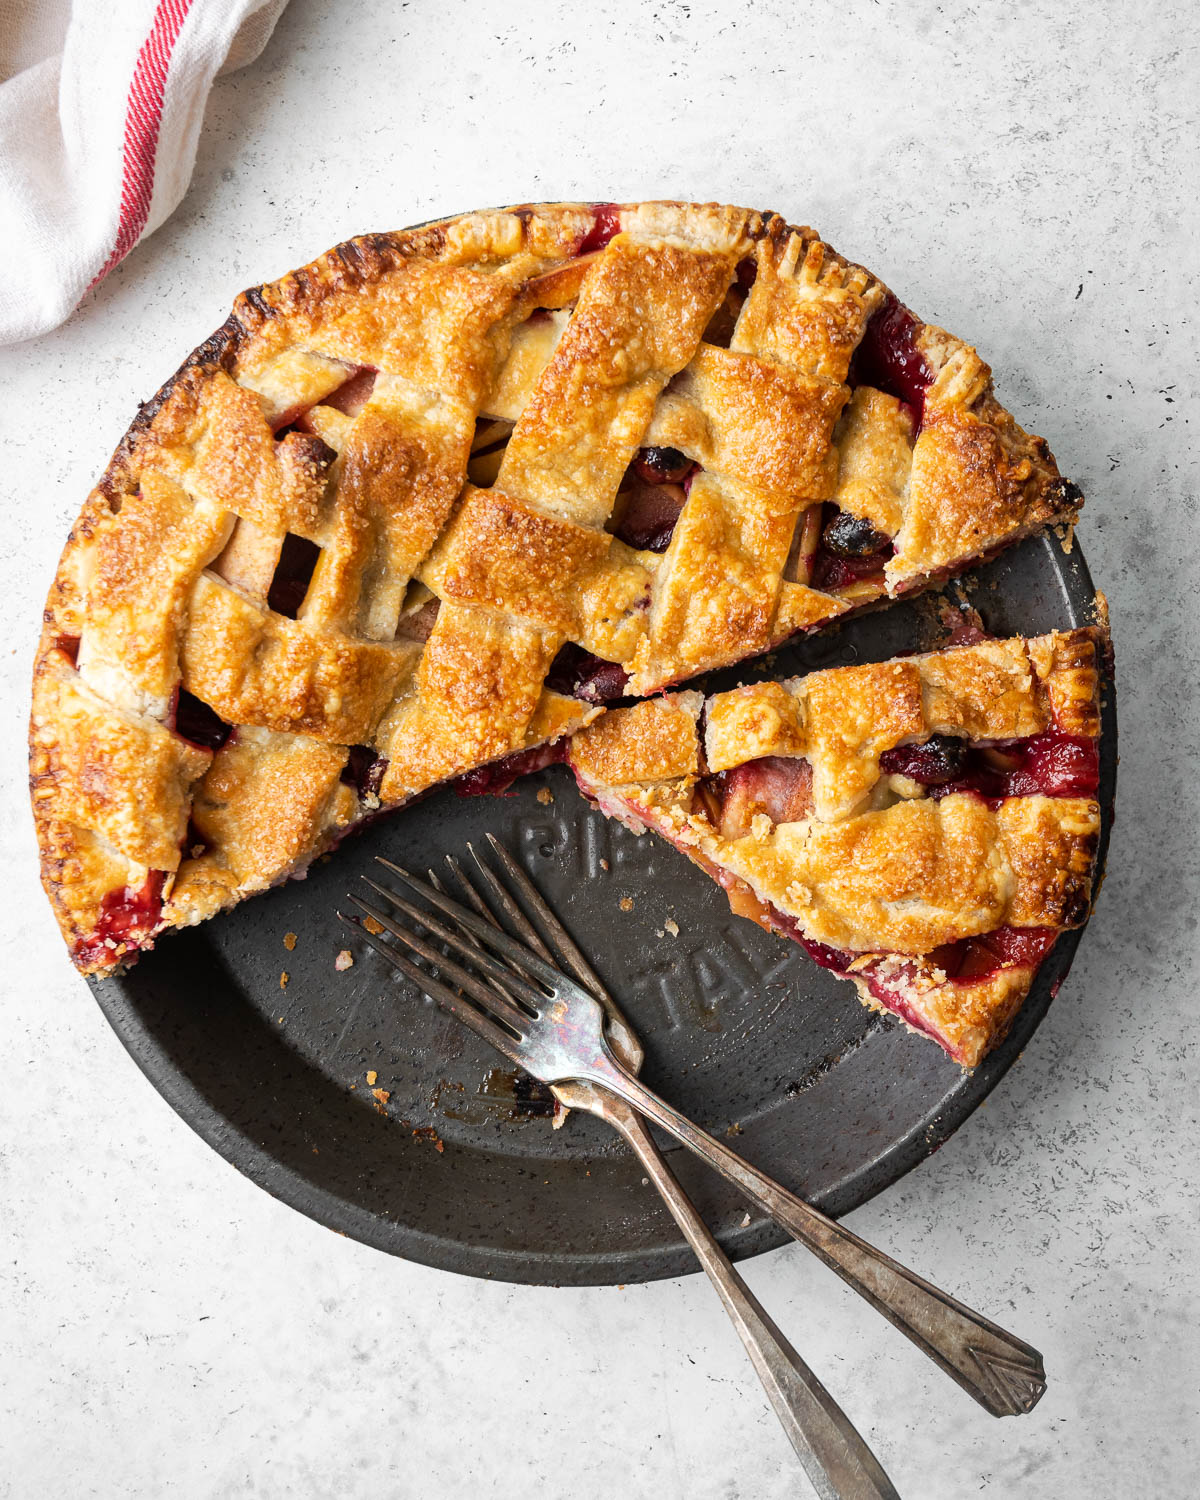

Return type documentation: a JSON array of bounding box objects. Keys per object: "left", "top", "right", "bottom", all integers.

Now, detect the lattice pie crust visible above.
[{"left": 30, "top": 200, "right": 1085, "bottom": 1013}]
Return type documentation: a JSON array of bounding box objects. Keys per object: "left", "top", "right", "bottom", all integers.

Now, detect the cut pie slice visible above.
[
  {"left": 567, "top": 624, "right": 1108, "bottom": 1067},
  {"left": 30, "top": 200, "right": 1084, "bottom": 975}
]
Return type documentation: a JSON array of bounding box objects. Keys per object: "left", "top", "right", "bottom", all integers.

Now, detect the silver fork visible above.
[
  {"left": 342, "top": 846, "right": 1046, "bottom": 1431},
  {"left": 418, "top": 841, "right": 899, "bottom": 1500}
]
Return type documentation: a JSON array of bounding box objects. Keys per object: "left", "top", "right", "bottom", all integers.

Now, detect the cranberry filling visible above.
[
  {"left": 267, "top": 533, "right": 322, "bottom": 618},
  {"left": 880, "top": 729, "right": 1099, "bottom": 804},
  {"left": 546, "top": 643, "right": 630, "bottom": 703},
  {"left": 172, "top": 688, "right": 233, "bottom": 752},
  {"left": 455, "top": 741, "right": 568, "bottom": 797},
  {"left": 341, "top": 746, "right": 387, "bottom": 799},
  {"left": 808, "top": 503, "right": 893, "bottom": 592},
  {"left": 736, "top": 256, "right": 758, "bottom": 291},
  {"left": 926, "top": 926, "right": 1058, "bottom": 981},
  {"left": 74, "top": 871, "right": 166, "bottom": 966},
  {"left": 767, "top": 904, "right": 1055, "bottom": 989},
  {"left": 56, "top": 633, "right": 81, "bottom": 666},
  {"left": 849, "top": 294, "right": 935, "bottom": 427},
  {"left": 577, "top": 203, "right": 622, "bottom": 255}
]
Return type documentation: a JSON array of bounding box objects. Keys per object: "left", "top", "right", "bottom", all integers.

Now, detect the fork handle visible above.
[
  {"left": 610, "top": 1103, "right": 901, "bottom": 1499},
  {"left": 590, "top": 1060, "right": 1046, "bottom": 1419}
]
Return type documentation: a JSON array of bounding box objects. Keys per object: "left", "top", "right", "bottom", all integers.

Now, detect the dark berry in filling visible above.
[
  {"left": 341, "top": 746, "right": 387, "bottom": 799},
  {"left": 735, "top": 256, "right": 757, "bottom": 291},
  {"left": 809, "top": 504, "right": 893, "bottom": 591},
  {"left": 267, "top": 534, "right": 322, "bottom": 618},
  {"left": 879, "top": 734, "right": 968, "bottom": 786},
  {"left": 546, "top": 643, "right": 630, "bottom": 703},
  {"left": 173, "top": 688, "right": 233, "bottom": 752},
  {"left": 821, "top": 510, "right": 890, "bottom": 558},
  {"left": 634, "top": 446, "right": 694, "bottom": 485},
  {"left": 849, "top": 293, "right": 935, "bottom": 427}
]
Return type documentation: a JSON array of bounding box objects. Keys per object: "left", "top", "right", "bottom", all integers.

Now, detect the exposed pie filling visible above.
[
  {"left": 879, "top": 729, "right": 1100, "bottom": 804},
  {"left": 266, "top": 533, "right": 322, "bottom": 618},
  {"left": 808, "top": 503, "right": 895, "bottom": 592},
  {"left": 172, "top": 688, "right": 233, "bottom": 752},
  {"left": 56, "top": 633, "right": 81, "bottom": 666},
  {"left": 455, "top": 741, "right": 568, "bottom": 797},
  {"left": 848, "top": 293, "right": 935, "bottom": 428},
  {"left": 696, "top": 756, "right": 814, "bottom": 838},
  {"left": 577, "top": 202, "right": 622, "bottom": 255},
  {"left": 73, "top": 870, "right": 167, "bottom": 969},
  {"left": 341, "top": 745, "right": 387, "bottom": 799},
  {"left": 611, "top": 446, "right": 697, "bottom": 551},
  {"left": 546, "top": 643, "right": 630, "bottom": 703},
  {"left": 272, "top": 364, "right": 378, "bottom": 435}
]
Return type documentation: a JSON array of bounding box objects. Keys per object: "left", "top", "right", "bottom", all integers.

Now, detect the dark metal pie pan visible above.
[{"left": 91, "top": 533, "right": 1116, "bottom": 1285}]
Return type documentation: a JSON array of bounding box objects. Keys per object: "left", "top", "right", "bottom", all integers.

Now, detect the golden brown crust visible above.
[
  {"left": 568, "top": 694, "right": 702, "bottom": 787},
  {"left": 887, "top": 338, "right": 1079, "bottom": 588},
  {"left": 166, "top": 728, "right": 356, "bottom": 927},
  {"left": 32, "top": 200, "right": 1085, "bottom": 973}
]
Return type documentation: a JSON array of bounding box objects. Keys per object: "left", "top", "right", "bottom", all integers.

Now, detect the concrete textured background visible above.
[{"left": 2, "top": 2, "right": 1197, "bottom": 1495}]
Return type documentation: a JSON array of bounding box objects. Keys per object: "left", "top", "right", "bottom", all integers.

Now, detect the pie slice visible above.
[
  {"left": 567, "top": 625, "right": 1108, "bottom": 1067},
  {"left": 30, "top": 200, "right": 1084, "bottom": 975}
]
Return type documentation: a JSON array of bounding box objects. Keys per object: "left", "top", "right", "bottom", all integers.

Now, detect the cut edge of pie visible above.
[
  {"left": 29, "top": 199, "right": 1084, "bottom": 977},
  {"left": 567, "top": 619, "right": 1110, "bottom": 1068}
]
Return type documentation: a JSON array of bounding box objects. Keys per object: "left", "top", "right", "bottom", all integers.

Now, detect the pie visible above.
[
  {"left": 568, "top": 624, "right": 1107, "bottom": 1067},
  {"left": 30, "top": 199, "right": 1087, "bottom": 1000}
]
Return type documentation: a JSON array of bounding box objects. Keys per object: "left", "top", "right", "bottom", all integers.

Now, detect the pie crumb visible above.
[
  {"left": 279, "top": 971, "right": 289, "bottom": 989},
  {"left": 740, "top": 1212, "right": 751, "bottom": 1227},
  {"left": 536, "top": 786, "right": 554, "bottom": 805},
  {"left": 283, "top": 932, "right": 297, "bottom": 951},
  {"left": 619, "top": 896, "right": 634, "bottom": 912},
  {"left": 362, "top": 916, "right": 384, "bottom": 936},
  {"left": 366, "top": 1070, "right": 378, "bottom": 1086},
  {"left": 599, "top": 858, "right": 609, "bottom": 871},
  {"left": 334, "top": 949, "right": 354, "bottom": 971},
  {"left": 664, "top": 918, "right": 679, "bottom": 937}
]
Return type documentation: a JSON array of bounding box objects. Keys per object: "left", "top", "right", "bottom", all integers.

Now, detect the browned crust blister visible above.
[{"left": 31, "top": 200, "right": 1083, "bottom": 974}]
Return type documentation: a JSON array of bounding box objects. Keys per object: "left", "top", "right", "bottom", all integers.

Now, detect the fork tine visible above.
[
  {"left": 347, "top": 894, "right": 537, "bottom": 1036},
  {"left": 430, "top": 866, "right": 525, "bottom": 1009},
  {"left": 358, "top": 878, "right": 549, "bottom": 1013},
  {"left": 443, "top": 853, "right": 549, "bottom": 987},
  {"left": 337, "top": 913, "right": 524, "bottom": 1063},
  {"left": 482, "top": 834, "right": 615, "bottom": 1008},
  {"left": 373, "top": 857, "right": 565, "bottom": 988},
  {"left": 463, "top": 843, "right": 556, "bottom": 962}
]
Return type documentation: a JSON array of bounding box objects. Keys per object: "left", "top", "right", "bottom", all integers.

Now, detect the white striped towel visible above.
[{"left": 0, "top": 0, "right": 288, "bottom": 346}]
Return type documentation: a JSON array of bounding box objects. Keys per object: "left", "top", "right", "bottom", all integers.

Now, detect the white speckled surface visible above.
[{"left": 3, "top": 2, "right": 1198, "bottom": 1495}]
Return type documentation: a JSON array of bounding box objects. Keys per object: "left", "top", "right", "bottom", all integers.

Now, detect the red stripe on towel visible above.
[{"left": 92, "top": 0, "right": 194, "bottom": 285}]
